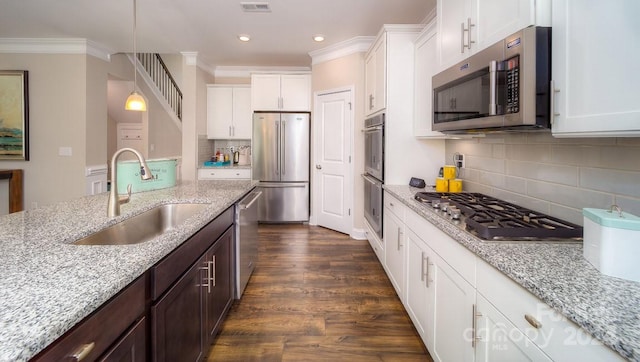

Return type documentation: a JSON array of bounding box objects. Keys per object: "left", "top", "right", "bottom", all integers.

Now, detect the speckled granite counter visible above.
[
  {"left": 384, "top": 185, "right": 640, "bottom": 361},
  {"left": 0, "top": 180, "right": 256, "bottom": 362}
]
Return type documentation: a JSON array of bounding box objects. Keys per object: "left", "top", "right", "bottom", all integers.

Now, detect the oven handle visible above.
[
  {"left": 489, "top": 60, "right": 498, "bottom": 116},
  {"left": 361, "top": 126, "right": 383, "bottom": 132},
  {"left": 361, "top": 174, "right": 382, "bottom": 185}
]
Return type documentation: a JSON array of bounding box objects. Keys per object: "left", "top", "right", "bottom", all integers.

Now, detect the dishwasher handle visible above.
[{"left": 239, "top": 191, "right": 262, "bottom": 210}]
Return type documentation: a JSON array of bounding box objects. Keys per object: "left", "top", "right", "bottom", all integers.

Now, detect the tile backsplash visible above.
[
  {"left": 197, "top": 135, "right": 250, "bottom": 165},
  {"left": 445, "top": 133, "right": 640, "bottom": 225}
]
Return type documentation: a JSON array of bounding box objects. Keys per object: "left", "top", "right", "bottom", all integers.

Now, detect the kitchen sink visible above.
[{"left": 74, "top": 203, "right": 209, "bottom": 246}]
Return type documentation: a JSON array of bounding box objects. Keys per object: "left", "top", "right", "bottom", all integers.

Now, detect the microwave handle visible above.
[{"left": 489, "top": 60, "right": 498, "bottom": 116}]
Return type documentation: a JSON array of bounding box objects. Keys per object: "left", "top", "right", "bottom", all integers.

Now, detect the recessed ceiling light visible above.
[
  {"left": 313, "top": 34, "right": 325, "bottom": 42},
  {"left": 238, "top": 34, "right": 251, "bottom": 42}
]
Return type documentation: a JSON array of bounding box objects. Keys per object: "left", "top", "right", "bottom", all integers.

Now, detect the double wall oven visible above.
[{"left": 363, "top": 113, "right": 384, "bottom": 239}]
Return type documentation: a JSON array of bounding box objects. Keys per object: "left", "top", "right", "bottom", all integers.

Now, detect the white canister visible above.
[{"left": 583, "top": 207, "right": 640, "bottom": 282}]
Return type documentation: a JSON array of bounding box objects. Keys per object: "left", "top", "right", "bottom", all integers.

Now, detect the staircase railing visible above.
[{"left": 137, "top": 53, "right": 182, "bottom": 121}]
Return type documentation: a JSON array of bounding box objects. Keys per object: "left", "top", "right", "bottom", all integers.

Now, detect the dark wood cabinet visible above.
[
  {"left": 99, "top": 317, "right": 146, "bottom": 362},
  {"left": 31, "top": 276, "right": 146, "bottom": 362},
  {"left": 152, "top": 254, "right": 207, "bottom": 362},
  {"left": 205, "top": 227, "right": 234, "bottom": 344},
  {"left": 151, "top": 205, "right": 235, "bottom": 361},
  {"left": 31, "top": 205, "right": 237, "bottom": 362}
]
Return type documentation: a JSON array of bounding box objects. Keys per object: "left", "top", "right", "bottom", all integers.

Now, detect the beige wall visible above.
[
  {"left": 312, "top": 52, "right": 366, "bottom": 232},
  {"left": 0, "top": 53, "right": 93, "bottom": 208}
]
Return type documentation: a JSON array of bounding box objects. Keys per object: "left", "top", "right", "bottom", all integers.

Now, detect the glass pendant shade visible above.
[{"left": 125, "top": 91, "right": 147, "bottom": 111}]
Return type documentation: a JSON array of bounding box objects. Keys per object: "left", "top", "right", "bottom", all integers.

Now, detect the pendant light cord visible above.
[{"left": 132, "top": 0, "right": 138, "bottom": 91}]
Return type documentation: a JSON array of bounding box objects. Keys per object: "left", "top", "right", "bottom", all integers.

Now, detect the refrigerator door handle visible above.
[
  {"left": 259, "top": 183, "right": 307, "bottom": 188},
  {"left": 275, "top": 121, "right": 280, "bottom": 176},
  {"left": 281, "top": 120, "right": 286, "bottom": 176}
]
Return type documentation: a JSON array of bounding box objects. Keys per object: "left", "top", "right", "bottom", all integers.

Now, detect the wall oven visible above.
[
  {"left": 363, "top": 113, "right": 384, "bottom": 239},
  {"left": 432, "top": 26, "right": 551, "bottom": 133}
]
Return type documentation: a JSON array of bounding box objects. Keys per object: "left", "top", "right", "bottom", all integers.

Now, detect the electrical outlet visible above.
[{"left": 454, "top": 153, "right": 465, "bottom": 168}]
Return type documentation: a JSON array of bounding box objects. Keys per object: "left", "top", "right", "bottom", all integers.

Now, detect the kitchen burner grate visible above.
[{"left": 414, "top": 192, "right": 583, "bottom": 241}]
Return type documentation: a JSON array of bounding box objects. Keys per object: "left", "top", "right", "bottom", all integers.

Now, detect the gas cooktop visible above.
[{"left": 414, "top": 192, "right": 583, "bottom": 242}]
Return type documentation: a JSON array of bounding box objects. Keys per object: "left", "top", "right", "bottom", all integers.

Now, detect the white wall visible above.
[{"left": 446, "top": 133, "right": 640, "bottom": 225}]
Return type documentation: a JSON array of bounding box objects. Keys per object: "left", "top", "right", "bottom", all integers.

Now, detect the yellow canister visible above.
[
  {"left": 443, "top": 165, "right": 457, "bottom": 180},
  {"left": 435, "top": 177, "right": 449, "bottom": 192},
  {"left": 449, "top": 178, "right": 463, "bottom": 193}
]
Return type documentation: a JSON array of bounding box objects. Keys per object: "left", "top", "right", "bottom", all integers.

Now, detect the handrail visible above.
[{"left": 137, "top": 53, "right": 183, "bottom": 121}]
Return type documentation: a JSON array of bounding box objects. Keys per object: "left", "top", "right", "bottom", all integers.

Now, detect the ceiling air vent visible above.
[{"left": 240, "top": 2, "right": 271, "bottom": 12}]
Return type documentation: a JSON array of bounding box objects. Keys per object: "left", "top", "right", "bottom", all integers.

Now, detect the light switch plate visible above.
[{"left": 58, "top": 147, "right": 73, "bottom": 156}]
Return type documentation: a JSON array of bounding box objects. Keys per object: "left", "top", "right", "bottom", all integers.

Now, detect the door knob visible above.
[{"left": 316, "top": 164, "right": 322, "bottom": 169}]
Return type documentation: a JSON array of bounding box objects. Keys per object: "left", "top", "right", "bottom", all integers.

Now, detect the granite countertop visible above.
[
  {"left": 384, "top": 185, "right": 640, "bottom": 362},
  {"left": 0, "top": 180, "right": 257, "bottom": 362}
]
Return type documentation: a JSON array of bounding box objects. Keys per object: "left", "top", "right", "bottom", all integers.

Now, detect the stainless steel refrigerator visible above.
[{"left": 252, "top": 112, "right": 310, "bottom": 222}]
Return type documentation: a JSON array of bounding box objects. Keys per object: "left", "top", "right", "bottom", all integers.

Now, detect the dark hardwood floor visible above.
[{"left": 208, "top": 224, "right": 433, "bottom": 361}]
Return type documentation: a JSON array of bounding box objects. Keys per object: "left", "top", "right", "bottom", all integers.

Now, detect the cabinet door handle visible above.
[
  {"left": 229, "top": 125, "right": 232, "bottom": 137},
  {"left": 421, "top": 252, "right": 426, "bottom": 282},
  {"left": 369, "top": 94, "right": 374, "bottom": 110},
  {"left": 199, "top": 262, "right": 212, "bottom": 293},
  {"left": 525, "top": 314, "right": 542, "bottom": 329},
  {"left": 70, "top": 342, "right": 95, "bottom": 361},
  {"left": 472, "top": 304, "right": 482, "bottom": 348},
  {"left": 461, "top": 18, "right": 476, "bottom": 52},
  {"left": 550, "top": 80, "right": 560, "bottom": 124},
  {"left": 211, "top": 255, "right": 216, "bottom": 287},
  {"left": 397, "top": 228, "right": 403, "bottom": 250},
  {"left": 425, "top": 256, "right": 432, "bottom": 288}
]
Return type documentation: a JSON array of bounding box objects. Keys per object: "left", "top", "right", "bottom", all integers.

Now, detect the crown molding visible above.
[
  {"left": 213, "top": 66, "right": 311, "bottom": 78},
  {"left": 0, "top": 38, "right": 113, "bottom": 61},
  {"left": 180, "top": 51, "right": 198, "bottom": 66},
  {"left": 309, "top": 36, "right": 376, "bottom": 65}
]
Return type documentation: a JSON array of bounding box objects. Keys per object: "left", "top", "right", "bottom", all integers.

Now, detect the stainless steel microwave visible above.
[{"left": 432, "top": 26, "right": 551, "bottom": 133}]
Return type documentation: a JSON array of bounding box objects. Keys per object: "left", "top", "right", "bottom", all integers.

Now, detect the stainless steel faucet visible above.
[{"left": 108, "top": 147, "right": 153, "bottom": 217}]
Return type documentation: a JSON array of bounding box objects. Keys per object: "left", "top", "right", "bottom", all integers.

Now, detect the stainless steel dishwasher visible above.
[{"left": 235, "top": 190, "right": 261, "bottom": 298}]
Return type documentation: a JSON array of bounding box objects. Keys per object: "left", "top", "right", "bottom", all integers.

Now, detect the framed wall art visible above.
[{"left": 0, "top": 70, "right": 29, "bottom": 160}]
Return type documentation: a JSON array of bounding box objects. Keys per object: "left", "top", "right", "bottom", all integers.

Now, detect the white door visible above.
[{"left": 313, "top": 89, "right": 352, "bottom": 234}]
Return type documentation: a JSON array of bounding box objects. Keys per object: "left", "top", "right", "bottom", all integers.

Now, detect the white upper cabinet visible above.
[
  {"left": 365, "top": 35, "right": 387, "bottom": 116},
  {"left": 206, "top": 85, "right": 251, "bottom": 140},
  {"left": 551, "top": 0, "right": 640, "bottom": 137},
  {"left": 414, "top": 21, "right": 447, "bottom": 138},
  {"left": 437, "top": 0, "right": 549, "bottom": 70},
  {"left": 251, "top": 74, "right": 311, "bottom": 111}
]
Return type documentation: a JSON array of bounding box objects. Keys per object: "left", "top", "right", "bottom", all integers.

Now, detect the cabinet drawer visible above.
[
  {"left": 476, "top": 260, "right": 624, "bottom": 361},
  {"left": 152, "top": 206, "right": 234, "bottom": 300},
  {"left": 384, "top": 192, "right": 406, "bottom": 220},
  {"left": 198, "top": 168, "right": 251, "bottom": 180},
  {"left": 32, "top": 276, "right": 146, "bottom": 362}
]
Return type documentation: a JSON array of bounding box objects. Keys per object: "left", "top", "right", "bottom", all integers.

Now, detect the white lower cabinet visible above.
[
  {"left": 383, "top": 206, "right": 405, "bottom": 298},
  {"left": 378, "top": 192, "right": 624, "bottom": 362},
  {"left": 430, "top": 249, "right": 476, "bottom": 362},
  {"left": 405, "top": 228, "right": 435, "bottom": 345},
  {"left": 476, "top": 260, "right": 624, "bottom": 362},
  {"left": 197, "top": 168, "right": 251, "bottom": 180},
  {"left": 403, "top": 205, "right": 476, "bottom": 362},
  {"left": 476, "top": 293, "right": 552, "bottom": 361}
]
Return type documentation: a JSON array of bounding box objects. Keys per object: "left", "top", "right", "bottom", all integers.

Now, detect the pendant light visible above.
[{"left": 125, "top": 0, "right": 147, "bottom": 111}]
